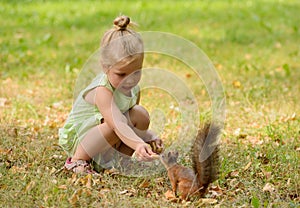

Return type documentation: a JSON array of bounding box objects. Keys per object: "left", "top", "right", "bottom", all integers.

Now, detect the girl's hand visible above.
[
  {"left": 147, "top": 138, "right": 164, "bottom": 154},
  {"left": 134, "top": 143, "right": 156, "bottom": 161}
]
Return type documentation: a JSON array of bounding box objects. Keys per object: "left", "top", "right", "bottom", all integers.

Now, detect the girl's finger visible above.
[{"left": 145, "top": 145, "right": 154, "bottom": 155}]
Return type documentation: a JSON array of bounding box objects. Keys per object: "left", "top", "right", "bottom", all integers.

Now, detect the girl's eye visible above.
[{"left": 116, "top": 73, "right": 126, "bottom": 77}]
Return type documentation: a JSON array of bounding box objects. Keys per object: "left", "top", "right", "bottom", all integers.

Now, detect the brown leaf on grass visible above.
[
  {"left": 0, "top": 147, "right": 12, "bottom": 155},
  {"left": 49, "top": 167, "right": 57, "bottom": 175},
  {"left": 25, "top": 181, "right": 36, "bottom": 192},
  {"left": 229, "top": 178, "right": 244, "bottom": 189},
  {"left": 69, "top": 189, "right": 82, "bottom": 205},
  {"left": 247, "top": 136, "right": 263, "bottom": 145},
  {"left": 119, "top": 189, "right": 136, "bottom": 197},
  {"left": 74, "top": 174, "right": 93, "bottom": 188},
  {"left": 119, "top": 190, "right": 129, "bottom": 195},
  {"left": 9, "top": 166, "right": 26, "bottom": 174},
  {"left": 104, "top": 167, "right": 119, "bottom": 175},
  {"left": 146, "top": 191, "right": 152, "bottom": 198},
  {"left": 286, "top": 178, "right": 291, "bottom": 186},
  {"left": 154, "top": 177, "right": 165, "bottom": 185},
  {"left": 83, "top": 188, "right": 92, "bottom": 196},
  {"left": 8, "top": 128, "right": 18, "bottom": 137},
  {"left": 263, "top": 183, "right": 275, "bottom": 193},
  {"left": 262, "top": 169, "right": 272, "bottom": 180},
  {"left": 201, "top": 198, "right": 218, "bottom": 204},
  {"left": 164, "top": 189, "right": 177, "bottom": 201},
  {"left": 243, "top": 161, "right": 252, "bottom": 171},
  {"left": 86, "top": 174, "right": 92, "bottom": 189},
  {"left": 209, "top": 185, "right": 223, "bottom": 197},
  {"left": 280, "top": 112, "right": 296, "bottom": 122},
  {"left": 98, "top": 188, "right": 111, "bottom": 198},
  {"left": 58, "top": 185, "right": 68, "bottom": 190},
  {"left": 70, "top": 173, "right": 77, "bottom": 184},
  {"left": 227, "top": 170, "right": 239, "bottom": 178},
  {"left": 139, "top": 179, "right": 150, "bottom": 188}
]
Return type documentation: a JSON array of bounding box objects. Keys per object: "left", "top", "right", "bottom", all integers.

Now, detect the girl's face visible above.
[{"left": 106, "top": 55, "right": 143, "bottom": 95}]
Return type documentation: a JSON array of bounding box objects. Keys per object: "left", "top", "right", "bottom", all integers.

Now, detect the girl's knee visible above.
[{"left": 128, "top": 105, "right": 150, "bottom": 130}]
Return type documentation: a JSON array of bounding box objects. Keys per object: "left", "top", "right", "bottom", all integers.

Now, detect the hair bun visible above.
[{"left": 113, "top": 15, "right": 130, "bottom": 30}]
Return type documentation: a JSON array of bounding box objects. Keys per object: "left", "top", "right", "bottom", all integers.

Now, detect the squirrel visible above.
[{"left": 160, "top": 123, "right": 221, "bottom": 200}]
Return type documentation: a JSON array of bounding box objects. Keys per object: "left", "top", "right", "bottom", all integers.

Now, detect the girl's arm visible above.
[
  {"left": 94, "top": 86, "right": 155, "bottom": 160},
  {"left": 134, "top": 91, "right": 164, "bottom": 152}
]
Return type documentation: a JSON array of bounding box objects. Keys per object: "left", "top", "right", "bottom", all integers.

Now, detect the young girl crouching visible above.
[{"left": 59, "top": 16, "right": 163, "bottom": 173}]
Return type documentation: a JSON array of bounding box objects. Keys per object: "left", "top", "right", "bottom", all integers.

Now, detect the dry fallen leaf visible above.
[
  {"left": 243, "top": 161, "right": 252, "bottom": 171},
  {"left": 119, "top": 190, "right": 129, "bottom": 195},
  {"left": 139, "top": 179, "right": 150, "bottom": 188},
  {"left": 209, "top": 185, "right": 223, "bottom": 197},
  {"left": 58, "top": 185, "right": 68, "bottom": 190},
  {"left": 201, "top": 198, "right": 218, "bottom": 204},
  {"left": 262, "top": 169, "right": 272, "bottom": 180},
  {"left": 119, "top": 189, "right": 136, "bottom": 197},
  {"left": 98, "top": 188, "right": 111, "bottom": 198},
  {"left": 281, "top": 112, "right": 296, "bottom": 122},
  {"left": 86, "top": 174, "right": 92, "bottom": 189},
  {"left": 69, "top": 189, "right": 82, "bottom": 205},
  {"left": 104, "top": 168, "right": 119, "bottom": 175},
  {"left": 247, "top": 136, "right": 263, "bottom": 145},
  {"left": 229, "top": 170, "right": 239, "bottom": 178},
  {"left": 0, "top": 148, "right": 12, "bottom": 155},
  {"left": 25, "top": 181, "right": 36, "bottom": 192},
  {"left": 164, "top": 189, "right": 176, "bottom": 201},
  {"left": 263, "top": 183, "right": 275, "bottom": 193},
  {"left": 155, "top": 177, "right": 164, "bottom": 184}
]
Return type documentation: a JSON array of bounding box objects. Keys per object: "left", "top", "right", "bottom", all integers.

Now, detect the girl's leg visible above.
[
  {"left": 71, "top": 122, "right": 119, "bottom": 162},
  {"left": 71, "top": 104, "right": 150, "bottom": 161}
]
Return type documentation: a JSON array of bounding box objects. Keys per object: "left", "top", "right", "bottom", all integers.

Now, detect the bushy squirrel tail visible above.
[{"left": 191, "top": 122, "right": 221, "bottom": 195}]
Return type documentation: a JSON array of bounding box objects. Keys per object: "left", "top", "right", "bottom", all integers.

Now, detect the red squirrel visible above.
[{"left": 160, "top": 123, "right": 221, "bottom": 200}]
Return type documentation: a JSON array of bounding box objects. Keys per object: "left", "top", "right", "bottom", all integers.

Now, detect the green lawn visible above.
[{"left": 1, "top": 0, "right": 299, "bottom": 207}]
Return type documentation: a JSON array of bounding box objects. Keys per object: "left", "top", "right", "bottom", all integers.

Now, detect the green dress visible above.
[{"left": 58, "top": 73, "right": 139, "bottom": 157}]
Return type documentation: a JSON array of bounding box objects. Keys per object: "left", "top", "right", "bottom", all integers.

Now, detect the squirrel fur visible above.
[{"left": 160, "top": 123, "right": 221, "bottom": 200}]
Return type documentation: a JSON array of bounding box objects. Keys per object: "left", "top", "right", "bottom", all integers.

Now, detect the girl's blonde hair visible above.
[{"left": 100, "top": 16, "right": 144, "bottom": 69}]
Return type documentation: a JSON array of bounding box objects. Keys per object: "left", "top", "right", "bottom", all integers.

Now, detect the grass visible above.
[{"left": 1, "top": 0, "right": 299, "bottom": 207}]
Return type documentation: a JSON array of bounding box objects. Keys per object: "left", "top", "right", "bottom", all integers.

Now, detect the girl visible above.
[{"left": 59, "top": 16, "right": 163, "bottom": 173}]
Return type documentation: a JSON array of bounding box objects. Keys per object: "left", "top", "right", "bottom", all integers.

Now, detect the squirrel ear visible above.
[
  {"left": 175, "top": 151, "right": 179, "bottom": 157},
  {"left": 168, "top": 152, "right": 171, "bottom": 157}
]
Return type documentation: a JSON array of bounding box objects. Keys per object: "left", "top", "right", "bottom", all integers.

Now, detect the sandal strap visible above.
[{"left": 64, "top": 158, "right": 89, "bottom": 171}]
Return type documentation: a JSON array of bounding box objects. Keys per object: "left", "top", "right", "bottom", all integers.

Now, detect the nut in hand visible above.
[{"left": 148, "top": 140, "right": 164, "bottom": 154}]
